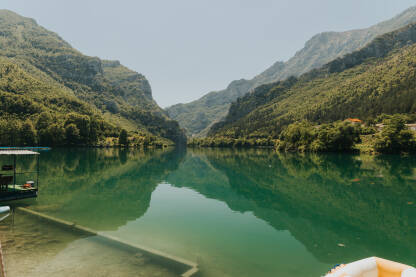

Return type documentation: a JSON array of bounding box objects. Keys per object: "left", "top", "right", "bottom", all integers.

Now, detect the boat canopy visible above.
[{"left": 0, "top": 150, "right": 39, "bottom": 155}]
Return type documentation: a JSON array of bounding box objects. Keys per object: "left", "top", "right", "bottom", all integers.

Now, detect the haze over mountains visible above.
[
  {"left": 0, "top": 10, "right": 185, "bottom": 145},
  {"left": 166, "top": 6, "right": 416, "bottom": 137}
]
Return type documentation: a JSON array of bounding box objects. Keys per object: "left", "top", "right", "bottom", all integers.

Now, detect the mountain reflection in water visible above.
[{"left": 8, "top": 148, "right": 415, "bottom": 277}]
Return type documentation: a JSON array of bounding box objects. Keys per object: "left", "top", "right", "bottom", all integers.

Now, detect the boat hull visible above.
[{"left": 326, "top": 257, "right": 416, "bottom": 277}]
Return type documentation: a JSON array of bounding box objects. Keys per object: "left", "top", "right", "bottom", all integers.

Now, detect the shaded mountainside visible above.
[
  {"left": 0, "top": 10, "right": 185, "bottom": 144},
  {"left": 209, "top": 23, "right": 416, "bottom": 138},
  {"left": 166, "top": 6, "right": 416, "bottom": 136}
]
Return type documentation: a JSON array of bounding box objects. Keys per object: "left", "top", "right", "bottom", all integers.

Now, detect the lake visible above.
[{"left": 0, "top": 148, "right": 415, "bottom": 277}]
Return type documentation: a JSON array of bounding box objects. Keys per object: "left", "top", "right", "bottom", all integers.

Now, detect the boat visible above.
[
  {"left": 325, "top": 257, "right": 416, "bottom": 277},
  {"left": 0, "top": 206, "right": 10, "bottom": 222},
  {"left": 0, "top": 206, "right": 9, "bottom": 277},
  {"left": 0, "top": 207, "right": 9, "bottom": 214},
  {"left": 0, "top": 149, "right": 40, "bottom": 201}
]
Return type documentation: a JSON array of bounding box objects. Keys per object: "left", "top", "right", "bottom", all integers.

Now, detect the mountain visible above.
[
  {"left": 0, "top": 10, "right": 185, "bottom": 145},
  {"left": 208, "top": 23, "right": 416, "bottom": 139},
  {"left": 166, "top": 6, "right": 416, "bottom": 136}
]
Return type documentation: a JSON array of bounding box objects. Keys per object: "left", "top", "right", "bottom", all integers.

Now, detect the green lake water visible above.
[{"left": 1, "top": 148, "right": 415, "bottom": 277}]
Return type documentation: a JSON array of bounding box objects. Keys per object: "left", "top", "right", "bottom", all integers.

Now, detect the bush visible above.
[
  {"left": 276, "top": 121, "right": 361, "bottom": 152},
  {"left": 374, "top": 115, "right": 416, "bottom": 153}
]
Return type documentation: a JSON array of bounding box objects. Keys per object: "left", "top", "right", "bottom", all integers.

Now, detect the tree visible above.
[
  {"left": 374, "top": 116, "right": 416, "bottom": 153},
  {"left": 36, "top": 112, "right": 53, "bottom": 145},
  {"left": 314, "top": 122, "right": 361, "bottom": 152},
  {"left": 119, "top": 129, "right": 128, "bottom": 146},
  {"left": 47, "top": 124, "right": 66, "bottom": 146},
  {"left": 65, "top": 123, "right": 81, "bottom": 145},
  {"left": 65, "top": 113, "right": 91, "bottom": 144},
  {"left": 276, "top": 121, "right": 361, "bottom": 152},
  {"left": 20, "top": 120, "right": 37, "bottom": 146},
  {"left": 36, "top": 112, "right": 52, "bottom": 130},
  {"left": 277, "top": 121, "right": 314, "bottom": 152}
]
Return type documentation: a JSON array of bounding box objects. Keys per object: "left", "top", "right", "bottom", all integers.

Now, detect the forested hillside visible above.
[
  {"left": 0, "top": 10, "right": 185, "bottom": 146},
  {"left": 167, "top": 6, "right": 416, "bottom": 136},
  {"left": 208, "top": 23, "right": 416, "bottom": 140}
]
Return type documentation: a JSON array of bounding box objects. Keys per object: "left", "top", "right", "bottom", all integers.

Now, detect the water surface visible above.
[{"left": 1, "top": 148, "right": 415, "bottom": 277}]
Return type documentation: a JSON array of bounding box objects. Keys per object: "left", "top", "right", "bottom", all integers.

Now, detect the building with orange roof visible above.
[{"left": 345, "top": 118, "right": 363, "bottom": 124}]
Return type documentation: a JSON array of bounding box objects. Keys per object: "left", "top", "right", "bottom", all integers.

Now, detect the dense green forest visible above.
[
  {"left": 2, "top": 9, "right": 416, "bottom": 152},
  {"left": 204, "top": 23, "right": 416, "bottom": 152},
  {"left": 167, "top": 6, "right": 416, "bottom": 136},
  {"left": 0, "top": 10, "right": 185, "bottom": 146},
  {"left": 189, "top": 116, "right": 416, "bottom": 154}
]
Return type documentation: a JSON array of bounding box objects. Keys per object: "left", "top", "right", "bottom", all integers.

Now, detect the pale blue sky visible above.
[{"left": 2, "top": 1, "right": 416, "bottom": 107}]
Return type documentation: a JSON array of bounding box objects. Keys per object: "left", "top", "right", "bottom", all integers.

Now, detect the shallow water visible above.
[
  {"left": 1, "top": 148, "right": 415, "bottom": 277},
  {"left": 0, "top": 211, "right": 179, "bottom": 277}
]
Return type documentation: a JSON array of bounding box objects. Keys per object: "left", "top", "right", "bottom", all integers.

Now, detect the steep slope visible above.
[
  {"left": 209, "top": 23, "right": 416, "bottom": 139},
  {"left": 166, "top": 79, "right": 252, "bottom": 136},
  {"left": 166, "top": 5, "right": 416, "bottom": 136},
  {"left": 0, "top": 10, "right": 185, "bottom": 144},
  {"left": 0, "top": 56, "right": 119, "bottom": 146}
]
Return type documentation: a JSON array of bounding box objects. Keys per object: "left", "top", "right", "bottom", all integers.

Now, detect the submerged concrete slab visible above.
[{"left": 17, "top": 207, "right": 199, "bottom": 277}]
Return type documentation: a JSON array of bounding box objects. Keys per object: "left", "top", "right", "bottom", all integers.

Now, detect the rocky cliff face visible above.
[
  {"left": 102, "top": 60, "right": 153, "bottom": 101},
  {"left": 167, "top": 5, "right": 416, "bottom": 137}
]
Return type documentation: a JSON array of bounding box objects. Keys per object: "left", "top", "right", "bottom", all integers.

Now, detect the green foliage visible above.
[
  {"left": 44, "top": 123, "right": 66, "bottom": 146},
  {"left": 375, "top": 113, "right": 416, "bottom": 124},
  {"left": 209, "top": 24, "right": 416, "bottom": 153},
  {"left": 0, "top": 10, "right": 185, "bottom": 146},
  {"left": 276, "top": 121, "right": 361, "bottom": 152},
  {"left": 20, "top": 120, "right": 37, "bottom": 146},
  {"left": 276, "top": 121, "right": 315, "bottom": 152},
  {"left": 374, "top": 115, "right": 416, "bottom": 154},
  {"left": 118, "top": 129, "right": 128, "bottom": 146},
  {"left": 166, "top": 80, "right": 252, "bottom": 136},
  {"left": 167, "top": 7, "right": 416, "bottom": 136},
  {"left": 188, "top": 136, "right": 276, "bottom": 148},
  {"left": 65, "top": 124, "right": 81, "bottom": 145}
]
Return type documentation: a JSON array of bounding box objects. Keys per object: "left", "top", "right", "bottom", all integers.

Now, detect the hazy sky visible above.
[{"left": 2, "top": 1, "right": 416, "bottom": 107}]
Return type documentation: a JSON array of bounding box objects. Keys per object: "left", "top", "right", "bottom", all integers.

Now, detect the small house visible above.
[{"left": 346, "top": 118, "right": 363, "bottom": 124}]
